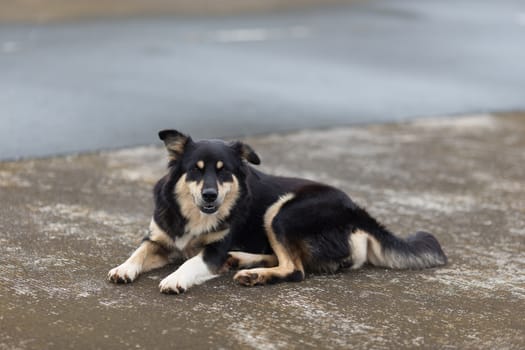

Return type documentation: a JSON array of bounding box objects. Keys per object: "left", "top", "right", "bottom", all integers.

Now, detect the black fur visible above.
[
  {"left": 108, "top": 130, "right": 447, "bottom": 291},
  {"left": 152, "top": 131, "right": 447, "bottom": 276},
  {"left": 153, "top": 173, "right": 187, "bottom": 238}
]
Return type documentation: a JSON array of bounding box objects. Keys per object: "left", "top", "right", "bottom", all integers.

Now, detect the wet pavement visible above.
[
  {"left": 3, "top": 0, "right": 525, "bottom": 160},
  {"left": 1, "top": 113, "right": 524, "bottom": 349}
]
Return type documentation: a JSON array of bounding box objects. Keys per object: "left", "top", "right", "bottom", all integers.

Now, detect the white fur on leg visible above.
[
  {"left": 349, "top": 230, "right": 369, "bottom": 269},
  {"left": 159, "top": 253, "right": 217, "bottom": 294},
  {"left": 108, "top": 261, "right": 142, "bottom": 283},
  {"left": 108, "top": 224, "right": 171, "bottom": 284},
  {"left": 108, "top": 242, "right": 151, "bottom": 283}
]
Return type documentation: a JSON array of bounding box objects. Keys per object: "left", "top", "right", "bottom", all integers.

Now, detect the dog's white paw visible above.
[
  {"left": 108, "top": 262, "right": 141, "bottom": 284},
  {"left": 159, "top": 270, "right": 190, "bottom": 294},
  {"left": 159, "top": 253, "right": 218, "bottom": 294}
]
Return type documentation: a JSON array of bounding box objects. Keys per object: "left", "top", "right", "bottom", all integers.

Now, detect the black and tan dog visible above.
[{"left": 108, "top": 130, "right": 447, "bottom": 294}]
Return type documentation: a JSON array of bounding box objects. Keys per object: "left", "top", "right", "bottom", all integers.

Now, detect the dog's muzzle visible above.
[{"left": 200, "top": 188, "right": 219, "bottom": 214}]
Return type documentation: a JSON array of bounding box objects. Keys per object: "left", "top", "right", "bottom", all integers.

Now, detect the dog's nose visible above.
[{"left": 202, "top": 188, "right": 218, "bottom": 203}]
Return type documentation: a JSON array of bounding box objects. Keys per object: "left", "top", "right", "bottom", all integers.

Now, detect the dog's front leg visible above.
[
  {"left": 158, "top": 252, "right": 216, "bottom": 294},
  {"left": 159, "top": 234, "right": 231, "bottom": 294},
  {"left": 108, "top": 219, "right": 174, "bottom": 283}
]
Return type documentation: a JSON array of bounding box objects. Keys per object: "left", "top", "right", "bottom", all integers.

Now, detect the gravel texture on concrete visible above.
[{"left": 1, "top": 114, "right": 524, "bottom": 349}]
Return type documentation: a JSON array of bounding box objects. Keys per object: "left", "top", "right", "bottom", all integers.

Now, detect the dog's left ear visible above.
[
  {"left": 230, "top": 141, "right": 261, "bottom": 165},
  {"left": 158, "top": 129, "right": 191, "bottom": 160}
]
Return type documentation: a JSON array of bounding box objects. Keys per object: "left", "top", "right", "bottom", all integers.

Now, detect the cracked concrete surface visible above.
[{"left": 1, "top": 114, "right": 524, "bottom": 349}]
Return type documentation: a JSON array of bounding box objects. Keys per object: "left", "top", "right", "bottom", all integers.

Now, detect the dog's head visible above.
[{"left": 159, "top": 129, "right": 260, "bottom": 215}]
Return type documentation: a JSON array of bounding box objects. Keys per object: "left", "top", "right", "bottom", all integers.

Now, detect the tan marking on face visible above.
[
  {"left": 175, "top": 174, "right": 240, "bottom": 249},
  {"left": 216, "top": 161, "right": 223, "bottom": 170},
  {"left": 196, "top": 160, "right": 204, "bottom": 169}
]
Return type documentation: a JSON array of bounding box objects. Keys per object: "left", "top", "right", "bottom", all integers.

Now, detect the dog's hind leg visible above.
[
  {"left": 223, "top": 252, "right": 278, "bottom": 271},
  {"left": 108, "top": 219, "right": 175, "bottom": 283},
  {"left": 234, "top": 194, "right": 305, "bottom": 286},
  {"left": 347, "top": 230, "right": 369, "bottom": 269}
]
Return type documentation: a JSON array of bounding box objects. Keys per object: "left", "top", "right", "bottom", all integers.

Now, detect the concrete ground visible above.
[{"left": 1, "top": 113, "right": 524, "bottom": 349}]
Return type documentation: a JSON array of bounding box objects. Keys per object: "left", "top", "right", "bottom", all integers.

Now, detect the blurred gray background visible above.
[{"left": 1, "top": 0, "right": 525, "bottom": 160}]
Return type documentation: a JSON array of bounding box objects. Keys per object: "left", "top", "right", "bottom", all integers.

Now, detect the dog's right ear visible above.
[{"left": 158, "top": 129, "right": 191, "bottom": 160}]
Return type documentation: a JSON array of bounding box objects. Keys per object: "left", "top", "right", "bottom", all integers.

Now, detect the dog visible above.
[{"left": 108, "top": 129, "right": 447, "bottom": 294}]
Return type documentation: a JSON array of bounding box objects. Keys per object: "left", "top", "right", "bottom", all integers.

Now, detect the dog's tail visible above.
[{"left": 349, "top": 206, "right": 447, "bottom": 269}]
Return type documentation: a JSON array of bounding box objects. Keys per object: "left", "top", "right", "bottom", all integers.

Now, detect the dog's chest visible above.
[{"left": 174, "top": 214, "right": 228, "bottom": 251}]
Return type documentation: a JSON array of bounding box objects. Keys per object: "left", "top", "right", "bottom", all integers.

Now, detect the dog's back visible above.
[
  {"left": 231, "top": 174, "right": 447, "bottom": 285},
  {"left": 109, "top": 129, "right": 447, "bottom": 293}
]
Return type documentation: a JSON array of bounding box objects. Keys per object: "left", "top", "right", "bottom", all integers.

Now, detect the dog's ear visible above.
[
  {"left": 230, "top": 141, "right": 261, "bottom": 165},
  {"left": 158, "top": 129, "right": 191, "bottom": 160}
]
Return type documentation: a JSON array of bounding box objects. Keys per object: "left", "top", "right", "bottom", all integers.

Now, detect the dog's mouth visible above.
[{"left": 200, "top": 203, "right": 218, "bottom": 214}]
